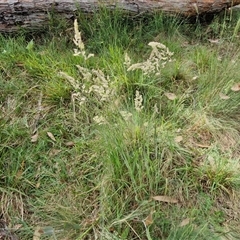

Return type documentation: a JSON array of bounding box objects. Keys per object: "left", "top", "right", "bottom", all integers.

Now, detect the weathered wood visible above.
[{"left": 0, "top": 0, "right": 240, "bottom": 32}]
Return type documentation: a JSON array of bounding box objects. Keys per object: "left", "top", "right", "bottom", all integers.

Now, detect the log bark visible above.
[{"left": 1, "top": 0, "right": 240, "bottom": 32}]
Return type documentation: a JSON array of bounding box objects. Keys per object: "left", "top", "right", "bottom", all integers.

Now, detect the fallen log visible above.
[{"left": 0, "top": 0, "right": 240, "bottom": 32}]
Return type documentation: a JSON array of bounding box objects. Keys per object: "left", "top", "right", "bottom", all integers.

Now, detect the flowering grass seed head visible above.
[
  {"left": 127, "top": 41, "right": 173, "bottom": 75},
  {"left": 124, "top": 53, "right": 131, "bottom": 68},
  {"left": 73, "top": 19, "right": 94, "bottom": 60},
  {"left": 73, "top": 19, "right": 85, "bottom": 51},
  {"left": 120, "top": 111, "right": 133, "bottom": 122},
  {"left": 93, "top": 115, "right": 107, "bottom": 125},
  {"left": 135, "top": 90, "right": 144, "bottom": 112},
  {"left": 58, "top": 71, "right": 80, "bottom": 90}
]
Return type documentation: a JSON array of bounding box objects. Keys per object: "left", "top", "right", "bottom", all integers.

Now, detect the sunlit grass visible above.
[{"left": 0, "top": 8, "right": 240, "bottom": 240}]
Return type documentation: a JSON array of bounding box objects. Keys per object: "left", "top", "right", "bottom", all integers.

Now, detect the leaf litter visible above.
[
  {"left": 47, "top": 132, "right": 56, "bottom": 142},
  {"left": 219, "top": 93, "right": 230, "bottom": 100},
  {"left": 231, "top": 83, "right": 240, "bottom": 92},
  {"left": 164, "top": 92, "right": 177, "bottom": 100},
  {"left": 143, "top": 210, "right": 156, "bottom": 227},
  {"left": 152, "top": 195, "right": 178, "bottom": 203}
]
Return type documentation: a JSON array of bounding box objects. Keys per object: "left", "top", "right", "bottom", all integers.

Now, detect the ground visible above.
[{"left": 0, "top": 9, "right": 240, "bottom": 240}]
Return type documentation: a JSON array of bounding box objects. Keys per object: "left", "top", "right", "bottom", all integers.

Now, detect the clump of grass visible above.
[{"left": 0, "top": 8, "right": 240, "bottom": 240}]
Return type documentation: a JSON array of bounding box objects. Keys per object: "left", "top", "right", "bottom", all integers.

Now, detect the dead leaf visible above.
[
  {"left": 231, "top": 83, "right": 240, "bottom": 92},
  {"left": 208, "top": 39, "right": 221, "bottom": 44},
  {"left": 194, "top": 143, "right": 210, "bottom": 148},
  {"left": 164, "top": 92, "right": 177, "bottom": 100},
  {"left": 47, "top": 132, "right": 56, "bottom": 142},
  {"left": 175, "top": 136, "right": 183, "bottom": 143},
  {"left": 143, "top": 210, "right": 155, "bottom": 227},
  {"left": 36, "top": 182, "right": 41, "bottom": 188},
  {"left": 192, "top": 76, "right": 199, "bottom": 80},
  {"left": 152, "top": 195, "right": 178, "bottom": 203},
  {"left": 65, "top": 141, "right": 75, "bottom": 147},
  {"left": 49, "top": 149, "right": 61, "bottom": 156},
  {"left": 33, "top": 226, "right": 43, "bottom": 240},
  {"left": 179, "top": 218, "right": 190, "bottom": 227},
  {"left": 219, "top": 93, "right": 230, "bottom": 100},
  {"left": 31, "top": 133, "right": 39, "bottom": 143}
]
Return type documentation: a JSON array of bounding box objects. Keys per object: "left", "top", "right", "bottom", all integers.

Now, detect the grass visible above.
[{"left": 0, "top": 8, "right": 240, "bottom": 240}]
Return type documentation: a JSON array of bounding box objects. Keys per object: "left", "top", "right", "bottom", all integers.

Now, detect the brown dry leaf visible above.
[
  {"left": 219, "top": 93, "right": 230, "bottom": 100},
  {"left": 179, "top": 218, "right": 190, "bottom": 227},
  {"left": 65, "top": 141, "right": 75, "bottom": 147},
  {"left": 175, "top": 136, "right": 183, "bottom": 143},
  {"left": 33, "top": 226, "right": 43, "bottom": 240},
  {"left": 192, "top": 76, "right": 199, "bottom": 80},
  {"left": 231, "top": 83, "right": 240, "bottom": 92},
  {"left": 143, "top": 210, "right": 155, "bottom": 227},
  {"left": 31, "top": 133, "right": 39, "bottom": 143},
  {"left": 36, "top": 182, "right": 41, "bottom": 189},
  {"left": 208, "top": 39, "right": 221, "bottom": 44},
  {"left": 47, "top": 132, "right": 56, "bottom": 142},
  {"left": 164, "top": 92, "right": 177, "bottom": 100},
  {"left": 194, "top": 143, "right": 210, "bottom": 148},
  {"left": 152, "top": 195, "right": 178, "bottom": 203},
  {"left": 49, "top": 149, "right": 61, "bottom": 156}
]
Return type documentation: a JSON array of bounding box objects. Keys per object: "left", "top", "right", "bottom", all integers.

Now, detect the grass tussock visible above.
[{"left": 0, "top": 8, "right": 240, "bottom": 240}]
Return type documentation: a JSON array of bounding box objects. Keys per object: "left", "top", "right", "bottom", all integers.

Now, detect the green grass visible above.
[{"left": 0, "top": 8, "right": 240, "bottom": 240}]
